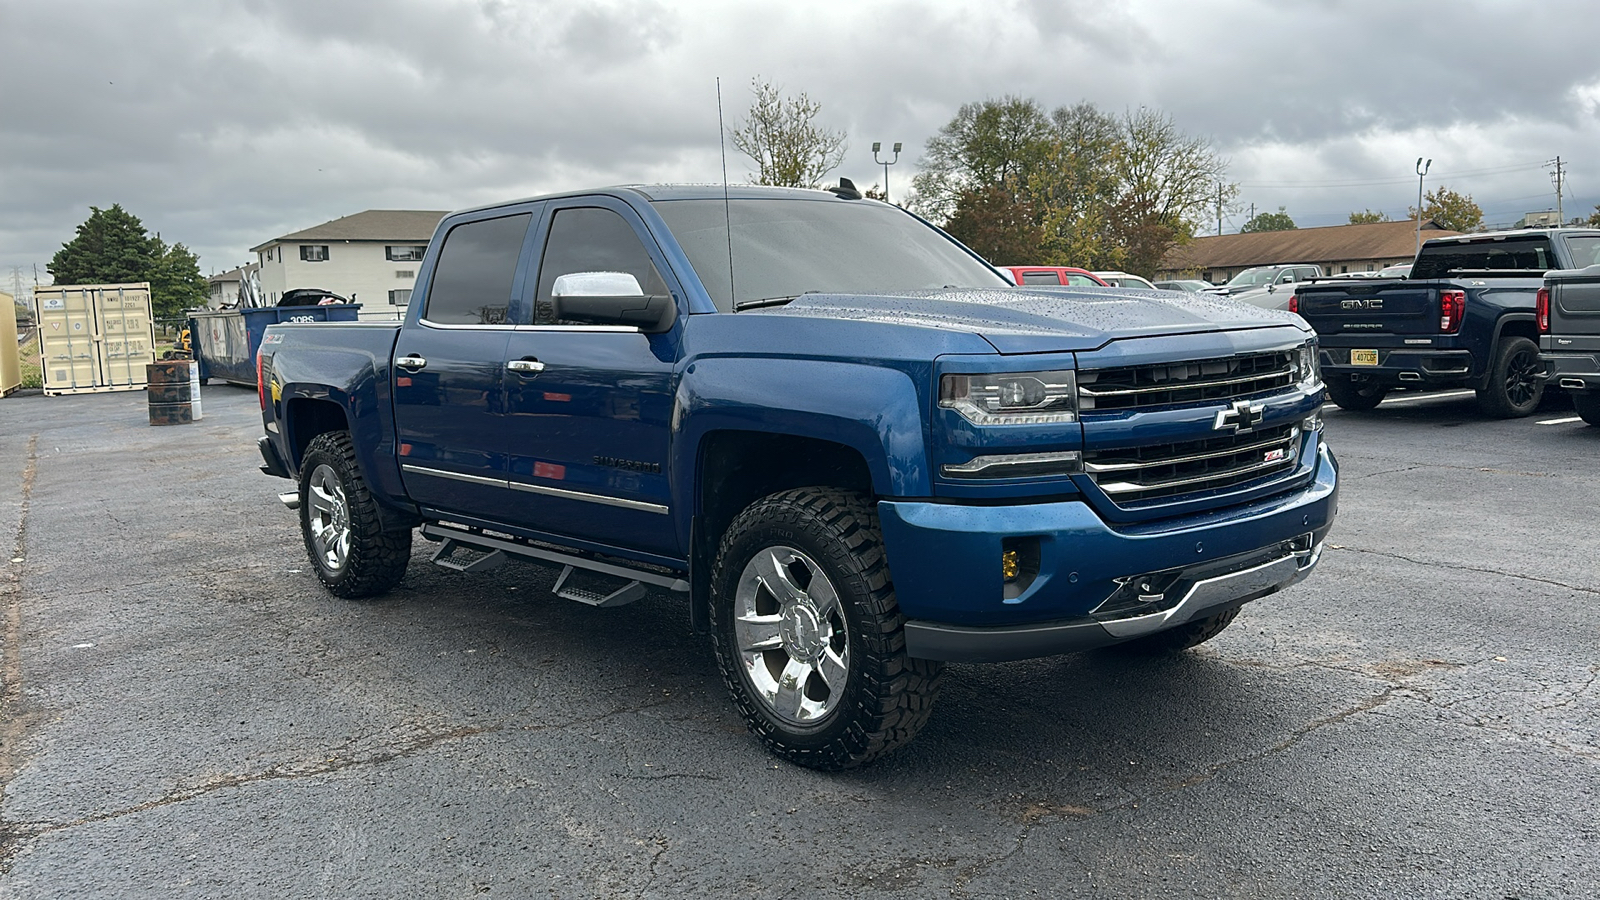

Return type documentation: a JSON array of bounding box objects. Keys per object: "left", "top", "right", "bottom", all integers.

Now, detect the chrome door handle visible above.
[
  {"left": 506, "top": 359, "right": 546, "bottom": 375},
  {"left": 395, "top": 355, "right": 427, "bottom": 371}
]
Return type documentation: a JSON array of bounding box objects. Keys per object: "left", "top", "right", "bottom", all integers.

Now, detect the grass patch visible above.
[{"left": 18, "top": 335, "right": 43, "bottom": 389}]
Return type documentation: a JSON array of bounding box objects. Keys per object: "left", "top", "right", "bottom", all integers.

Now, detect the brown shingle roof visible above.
[
  {"left": 250, "top": 210, "right": 449, "bottom": 252},
  {"left": 1161, "top": 219, "right": 1462, "bottom": 272}
]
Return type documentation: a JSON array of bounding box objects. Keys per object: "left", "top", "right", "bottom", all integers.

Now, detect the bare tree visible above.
[
  {"left": 730, "top": 78, "right": 847, "bottom": 188},
  {"left": 1112, "top": 108, "right": 1231, "bottom": 276}
]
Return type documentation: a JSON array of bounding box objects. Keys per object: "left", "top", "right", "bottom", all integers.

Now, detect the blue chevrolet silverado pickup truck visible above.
[
  {"left": 1292, "top": 228, "right": 1600, "bottom": 416},
  {"left": 255, "top": 183, "right": 1338, "bottom": 769}
]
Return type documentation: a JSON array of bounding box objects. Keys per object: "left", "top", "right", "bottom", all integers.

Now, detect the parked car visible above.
[
  {"left": 1539, "top": 260, "right": 1600, "bottom": 425},
  {"left": 255, "top": 183, "right": 1337, "bottom": 770},
  {"left": 1295, "top": 228, "right": 1600, "bottom": 417},
  {"left": 1207, "top": 264, "right": 1323, "bottom": 310},
  {"left": 1001, "top": 266, "right": 1109, "bottom": 287},
  {"left": 1092, "top": 271, "right": 1159, "bottom": 290},
  {"left": 1377, "top": 263, "right": 1412, "bottom": 278},
  {"left": 1154, "top": 279, "right": 1215, "bottom": 293}
]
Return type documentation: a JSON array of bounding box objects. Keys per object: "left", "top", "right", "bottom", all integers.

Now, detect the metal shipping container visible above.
[
  {"left": 1, "top": 289, "right": 21, "bottom": 397},
  {"left": 35, "top": 283, "right": 156, "bottom": 396}
]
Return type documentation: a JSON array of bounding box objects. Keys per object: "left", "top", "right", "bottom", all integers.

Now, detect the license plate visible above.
[{"left": 1351, "top": 349, "right": 1378, "bottom": 366}]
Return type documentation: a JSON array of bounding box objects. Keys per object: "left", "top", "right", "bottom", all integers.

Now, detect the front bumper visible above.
[{"left": 878, "top": 441, "right": 1338, "bottom": 662}]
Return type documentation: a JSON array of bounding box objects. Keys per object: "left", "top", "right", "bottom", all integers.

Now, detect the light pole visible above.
[
  {"left": 1415, "top": 157, "right": 1432, "bottom": 254},
  {"left": 872, "top": 141, "right": 902, "bottom": 203}
]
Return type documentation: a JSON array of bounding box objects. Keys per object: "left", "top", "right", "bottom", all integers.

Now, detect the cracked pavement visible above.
[{"left": 1, "top": 387, "right": 1597, "bottom": 898}]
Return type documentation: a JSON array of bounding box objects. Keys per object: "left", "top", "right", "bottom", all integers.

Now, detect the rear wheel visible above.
[
  {"left": 1325, "top": 379, "right": 1388, "bottom": 411},
  {"left": 1574, "top": 392, "right": 1600, "bottom": 427},
  {"left": 299, "top": 431, "right": 411, "bottom": 598},
  {"left": 709, "top": 487, "right": 943, "bottom": 770},
  {"left": 1475, "top": 336, "right": 1543, "bottom": 418}
]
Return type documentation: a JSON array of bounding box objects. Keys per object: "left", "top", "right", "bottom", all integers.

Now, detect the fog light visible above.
[{"left": 1002, "top": 549, "right": 1020, "bottom": 581}]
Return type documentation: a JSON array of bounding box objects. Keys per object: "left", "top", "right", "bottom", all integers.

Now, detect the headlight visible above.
[
  {"left": 1292, "top": 342, "right": 1321, "bottom": 390},
  {"left": 939, "top": 370, "right": 1078, "bottom": 425}
]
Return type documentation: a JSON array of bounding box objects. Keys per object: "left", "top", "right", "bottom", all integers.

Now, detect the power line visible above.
[{"left": 1241, "top": 160, "right": 1549, "bottom": 189}]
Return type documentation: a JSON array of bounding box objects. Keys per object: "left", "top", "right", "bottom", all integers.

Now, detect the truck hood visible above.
[{"left": 771, "top": 287, "right": 1307, "bottom": 353}]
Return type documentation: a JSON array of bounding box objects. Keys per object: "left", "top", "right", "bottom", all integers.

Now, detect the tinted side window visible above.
[
  {"left": 1020, "top": 272, "right": 1061, "bottom": 285},
  {"left": 423, "top": 214, "right": 531, "bottom": 325},
  {"left": 535, "top": 207, "right": 667, "bottom": 325},
  {"left": 1562, "top": 235, "right": 1600, "bottom": 268}
]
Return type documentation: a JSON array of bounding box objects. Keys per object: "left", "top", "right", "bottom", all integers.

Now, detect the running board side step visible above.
[{"left": 419, "top": 522, "right": 689, "bottom": 606}]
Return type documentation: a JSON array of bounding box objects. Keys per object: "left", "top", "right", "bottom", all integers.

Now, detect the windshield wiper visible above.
[{"left": 733, "top": 291, "right": 815, "bottom": 312}]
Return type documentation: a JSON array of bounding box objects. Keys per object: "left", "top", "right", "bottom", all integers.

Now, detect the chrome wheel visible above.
[
  {"left": 733, "top": 545, "right": 850, "bottom": 726},
  {"left": 306, "top": 463, "right": 352, "bottom": 572}
]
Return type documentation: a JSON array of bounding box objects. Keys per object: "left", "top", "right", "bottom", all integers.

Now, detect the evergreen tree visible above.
[{"left": 48, "top": 204, "right": 207, "bottom": 317}]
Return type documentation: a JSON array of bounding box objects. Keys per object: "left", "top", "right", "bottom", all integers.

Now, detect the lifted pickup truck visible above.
[
  {"left": 1293, "top": 229, "right": 1600, "bottom": 416},
  {"left": 256, "top": 184, "right": 1337, "bottom": 769},
  {"left": 1541, "top": 261, "right": 1600, "bottom": 425}
]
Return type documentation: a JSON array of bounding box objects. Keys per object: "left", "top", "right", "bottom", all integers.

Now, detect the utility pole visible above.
[
  {"left": 1216, "top": 183, "right": 1223, "bottom": 236},
  {"left": 1547, "top": 156, "right": 1565, "bottom": 222},
  {"left": 1415, "top": 157, "right": 1432, "bottom": 255}
]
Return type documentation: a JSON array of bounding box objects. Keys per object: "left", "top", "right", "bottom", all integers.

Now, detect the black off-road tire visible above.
[
  {"left": 1325, "top": 379, "right": 1388, "bottom": 411},
  {"left": 1111, "top": 607, "right": 1241, "bottom": 655},
  {"left": 1475, "top": 336, "right": 1544, "bottom": 418},
  {"left": 1574, "top": 392, "right": 1600, "bottom": 427},
  {"left": 709, "top": 487, "right": 943, "bottom": 770},
  {"left": 299, "top": 431, "right": 411, "bottom": 598}
]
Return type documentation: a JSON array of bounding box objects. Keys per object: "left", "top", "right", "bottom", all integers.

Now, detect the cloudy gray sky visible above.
[{"left": 4, "top": 0, "right": 1599, "bottom": 290}]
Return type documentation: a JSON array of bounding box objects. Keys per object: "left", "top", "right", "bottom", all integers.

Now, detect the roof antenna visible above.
[{"left": 716, "top": 77, "right": 736, "bottom": 306}]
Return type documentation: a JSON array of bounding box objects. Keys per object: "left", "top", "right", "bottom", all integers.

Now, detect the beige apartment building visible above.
[{"left": 251, "top": 210, "right": 447, "bottom": 321}]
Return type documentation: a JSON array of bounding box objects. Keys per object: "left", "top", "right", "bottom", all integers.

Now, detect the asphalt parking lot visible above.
[{"left": 1, "top": 384, "right": 1597, "bottom": 899}]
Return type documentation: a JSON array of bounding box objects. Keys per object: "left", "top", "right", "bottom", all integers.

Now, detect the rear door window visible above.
[
  {"left": 422, "top": 214, "right": 532, "bottom": 325},
  {"left": 1020, "top": 271, "right": 1062, "bottom": 285},
  {"left": 1561, "top": 235, "right": 1600, "bottom": 269}
]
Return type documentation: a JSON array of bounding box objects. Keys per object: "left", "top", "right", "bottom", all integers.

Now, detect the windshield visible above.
[
  {"left": 1223, "top": 267, "right": 1280, "bottom": 288},
  {"left": 652, "top": 198, "right": 1010, "bottom": 312}
]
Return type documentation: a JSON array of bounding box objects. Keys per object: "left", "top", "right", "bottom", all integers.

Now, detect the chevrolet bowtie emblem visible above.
[{"left": 1214, "top": 399, "right": 1266, "bottom": 434}]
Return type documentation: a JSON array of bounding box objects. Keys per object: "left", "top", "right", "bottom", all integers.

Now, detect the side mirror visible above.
[{"left": 551, "top": 271, "right": 676, "bottom": 333}]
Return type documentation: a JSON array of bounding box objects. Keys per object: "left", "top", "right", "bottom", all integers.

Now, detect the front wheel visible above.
[
  {"left": 710, "top": 488, "right": 943, "bottom": 770},
  {"left": 1325, "top": 379, "right": 1388, "bottom": 411},
  {"left": 1475, "top": 336, "right": 1543, "bottom": 418},
  {"left": 299, "top": 431, "right": 411, "bottom": 598}
]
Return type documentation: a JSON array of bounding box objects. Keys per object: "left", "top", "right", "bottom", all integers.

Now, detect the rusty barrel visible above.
[{"left": 146, "top": 360, "right": 203, "bottom": 426}]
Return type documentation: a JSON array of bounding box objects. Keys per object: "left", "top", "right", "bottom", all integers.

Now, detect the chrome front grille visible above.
[
  {"left": 1077, "top": 351, "right": 1295, "bottom": 412},
  {"left": 1083, "top": 424, "right": 1301, "bottom": 505}
]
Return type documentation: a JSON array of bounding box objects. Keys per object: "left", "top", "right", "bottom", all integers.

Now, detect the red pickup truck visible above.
[{"left": 1001, "top": 266, "right": 1108, "bottom": 287}]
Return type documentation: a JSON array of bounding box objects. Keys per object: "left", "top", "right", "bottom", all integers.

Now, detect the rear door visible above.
[
  {"left": 495, "top": 198, "right": 684, "bottom": 557},
  {"left": 393, "top": 209, "right": 536, "bottom": 518}
]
